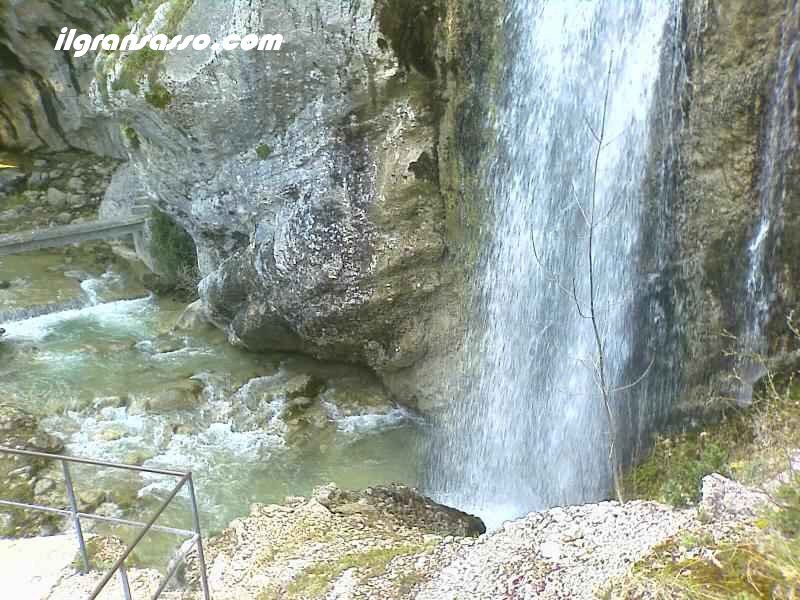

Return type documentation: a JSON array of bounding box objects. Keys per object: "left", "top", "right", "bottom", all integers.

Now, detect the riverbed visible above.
[{"left": 0, "top": 249, "right": 420, "bottom": 560}]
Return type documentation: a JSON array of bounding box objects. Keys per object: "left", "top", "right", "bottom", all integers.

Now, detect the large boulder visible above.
[
  {"left": 91, "top": 0, "right": 480, "bottom": 409},
  {"left": 312, "top": 483, "right": 486, "bottom": 538}
]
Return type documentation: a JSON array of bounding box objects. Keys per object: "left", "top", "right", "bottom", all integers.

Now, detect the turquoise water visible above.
[{"left": 0, "top": 260, "right": 420, "bottom": 561}]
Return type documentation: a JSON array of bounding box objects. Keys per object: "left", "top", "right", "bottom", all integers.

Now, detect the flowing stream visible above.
[
  {"left": 1, "top": 251, "right": 419, "bottom": 559},
  {"left": 429, "top": 0, "right": 679, "bottom": 528}
]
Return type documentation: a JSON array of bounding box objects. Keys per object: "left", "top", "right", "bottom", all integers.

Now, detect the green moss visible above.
[
  {"left": 625, "top": 434, "right": 732, "bottom": 507},
  {"left": 104, "top": 0, "right": 195, "bottom": 95},
  {"left": 283, "top": 543, "right": 430, "bottom": 599},
  {"left": 255, "top": 144, "right": 272, "bottom": 160},
  {"left": 122, "top": 126, "right": 140, "bottom": 149},
  {"left": 625, "top": 372, "right": 800, "bottom": 505},
  {"left": 162, "top": 0, "right": 194, "bottom": 38},
  {"left": 145, "top": 82, "right": 172, "bottom": 109}
]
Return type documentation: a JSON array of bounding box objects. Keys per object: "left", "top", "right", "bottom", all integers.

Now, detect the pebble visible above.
[{"left": 33, "top": 477, "right": 56, "bottom": 496}]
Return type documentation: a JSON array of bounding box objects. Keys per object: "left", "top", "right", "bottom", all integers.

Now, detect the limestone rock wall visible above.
[
  {"left": 0, "top": 0, "right": 129, "bottom": 155},
  {"left": 674, "top": 0, "right": 800, "bottom": 407},
  {"left": 4, "top": 0, "right": 796, "bottom": 414},
  {"left": 86, "top": 0, "right": 498, "bottom": 409}
]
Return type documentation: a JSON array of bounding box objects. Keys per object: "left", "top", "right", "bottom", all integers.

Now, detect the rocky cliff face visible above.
[
  {"left": 0, "top": 0, "right": 129, "bottom": 155},
  {"left": 3, "top": 0, "right": 795, "bottom": 413},
  {"left": 674, "top": 0, "right": 800, "bottom": 408},
  {"left": 89, "top": 0, "right": 497, "bottom": 409}
]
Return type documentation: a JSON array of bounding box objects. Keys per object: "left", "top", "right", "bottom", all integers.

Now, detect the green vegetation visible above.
[
  {"left": 144, "top": 82, "right": 172, "bottom": 109},
  {"left": 625, "top": 358, "right": 800, "bottom": 506},
  {"left": 375, "top": 0, "right": 441, "bottom": 77},
  {"left": 122, "top": 126, "right": 140, "bottom": 149},
  {"left": 768, "top": 475, "right": 800, "bottom": 538},
  {"left": 103, "top": 0, "right": 195, "bottom": 95},
  {"left": 270, "top": 543, "right": 430, "bottom": 600},
  {"left": 621, "top": 479, "right": 800, "bottom": 599},
  {"left": 626, "top": 435, "right": 732, "bottom": 506},
  {"left": 83, "top": 0, "right": 132, "bottom": 18},
  {"left": 255, "top": 144, "right": 272, "bottom": 160},
  {"left": 148, "top": 209, "right": 199, "bottom": 300},
  {"left": 616, "top": 342, "right": 800, "bottom": 598}
]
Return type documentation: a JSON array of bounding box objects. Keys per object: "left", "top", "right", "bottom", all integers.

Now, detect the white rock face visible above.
[{"left": 700, "top": 473, "right": 771, "bottom": 520}]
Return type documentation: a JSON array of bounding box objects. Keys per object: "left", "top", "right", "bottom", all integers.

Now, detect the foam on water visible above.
[
  {"left": 3, "top": 295, "right": 154, "bottom": 341},
  {"left": 333, "top": 407, "right": 412, "bottom": 435}
]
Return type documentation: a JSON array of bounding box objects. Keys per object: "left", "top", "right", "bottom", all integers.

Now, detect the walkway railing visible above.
[{"left": 0, "top": 446, "right": 210, "bottom": 600}]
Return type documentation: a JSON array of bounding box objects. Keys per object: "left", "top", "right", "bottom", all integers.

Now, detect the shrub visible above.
[
  {"left": 122, "top": 126, "right": 140, "bottom": 149},
  {"left": 256, "top": 144, "right": 272, "bottom": 160},
  {"left": 144, "top": 82, "right": 172, "bottom": 109},
  {"left": 148, "top": 209, "right": 199, "bottom": 299},
  {"left": 768, "top": 475, "right": 800, "bottom": 538},
  {"left": 627, "top": 435, "right": 731, "bottom": 507}
]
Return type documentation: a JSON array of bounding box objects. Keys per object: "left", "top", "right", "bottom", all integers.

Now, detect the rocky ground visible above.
[
  {"left": 0, "top": 152, "right": 118, "bottom": 235},
  {"left": 34, "top": 457, "right": 796, "bottom": 600}
]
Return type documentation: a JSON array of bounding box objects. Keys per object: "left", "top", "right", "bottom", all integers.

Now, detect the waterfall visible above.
[
  {"left": 428, "top": 0, "right": 680, "bottom": 528},
  {"left": 737, "top": 0, "right": 799, "bottom": 404}
]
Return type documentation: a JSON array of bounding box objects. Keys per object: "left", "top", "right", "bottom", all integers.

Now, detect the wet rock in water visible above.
[
  {"left": 0, "top": 208, "right": 19, "bottom": 222},
  {"left": 94, "top": 502, "right": 122, "bottom": 520},
  {"left": 93, "top": 426, "right": 126, "bottom": 442},
  {"left": 0, "top": 404, "right": 63, "bottom": 454},
  {"left": 284, "top": 374, "right": 325, "bottom": 400},
  {"left": 0, "top": 280, "right": 11, "bottom": 290},
  {"left": 322, "top": 382, "right": 396, "bottom": 417},
  {"left": 232, "top": 372, "right": 324, "bottom": 411},
  {"left": 62, "top": 270, "right": 90, "bottom": 282},
  {"left": 137, "top": 335, "right": 184, "bottom": 355},
  {"left": 28, "top": 171, "right": 48, "bottom": 187},
  {"left": 0, "top": 169, "right": 25, "bottom": 194},
  {"left": 312, "top": 483, "right": 486, "bottom": 537},
  {"left": 78, "top": 490, "right": 106, "bottom": 514},
  {"left": 123, "top": 449, "right": 151, "bottom": 467},
  {"left": 173, "top": 299, "right": 212, "bottom": 332},
  {"left": 287, "top": 395, "right": 315, "bottom": 411},
  {"left": 91, "top": 396, "right": 125, "bottom": 410},
  {"left": 129, "top": 379, "right": 205, "bottom": 413}
]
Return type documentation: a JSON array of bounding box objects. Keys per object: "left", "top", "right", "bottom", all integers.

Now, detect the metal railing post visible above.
[
  {"left": 118, "top": 564, "right": 133, "bottom": 600},
  {"left": 0, "top": 447, "right": 212, "bottom": 600},
  {"left": 187, "top": 474, "right": 211, "bottom": 600},
  {"left": 62, "top": 459, "right": 90, "bottom": 573}
]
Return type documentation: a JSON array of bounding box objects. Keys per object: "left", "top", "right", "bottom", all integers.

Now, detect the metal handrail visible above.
[{"left": 0, "top": 446, "right": 211, "bottom": 600}]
